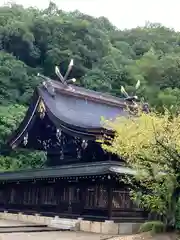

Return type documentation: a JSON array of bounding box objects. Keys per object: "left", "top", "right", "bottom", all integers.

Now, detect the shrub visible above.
[
  {"left": 175, "top": 198, "right": 180, "bottom": 230},
  {"left": 139, "top": 221, "right": 165, "bottom": 234}
]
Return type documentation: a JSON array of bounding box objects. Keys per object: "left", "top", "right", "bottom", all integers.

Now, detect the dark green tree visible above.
[
  {"left": 0, "top": 104, "right": 45, "bottom": 171},
  {"left": 1, "top": 2, "right": 180, "bottom": 170}
]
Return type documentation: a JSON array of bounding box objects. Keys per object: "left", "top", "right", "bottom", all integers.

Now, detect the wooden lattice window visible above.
[
  {"left": 112, "top": 189, "right": 132, "bottom": 209},
  {"left": 69, "top": 187, "right": 80, "bottom": 202},
  {"left": 85, "top": 185, "right": 108, "bottom": 208},
  {"left": 59, "top": 186, "right": 80, "bottom": 204},
  {"left": 30, "top": 187, "right": 39, "bottom": 205},
  {"left": 23, "top": 187, "right": 32, "bottom": 205},
  {"left": 96, "top": 185, "right": 108, "bottom": 208},
  {"left": 85, "top": 187, "right": 95, "bottom": 207},
  {"left": 60, "top": 187, "right": 69, "bottom": 202},
  {"left": 9, "top": 188, "right": 16, "bottom": 204},
  {"left": 40, "top": 186, "right": 56, "bottom": 205},
  {"left": 0, "top": 190, "right": 5, "bottom": 204}
]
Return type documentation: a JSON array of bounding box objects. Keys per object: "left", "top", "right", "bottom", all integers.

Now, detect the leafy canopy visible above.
[
  {"left": 2, "top": 2, "right": 180, "bottom": 170},
  {"left": 102, "top": 109, "right": 180, "bottom": 226},
  {"left": 0, "top": 105, "right": 45, "bottom": 171}
]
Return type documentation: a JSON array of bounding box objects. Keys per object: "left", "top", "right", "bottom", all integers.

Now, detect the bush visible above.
[
  {"left": 175, "top": 198, "right": 180, "bottom": 230},
  {"left": 139, "top": 221, "right": 165, "bottom": 234}
]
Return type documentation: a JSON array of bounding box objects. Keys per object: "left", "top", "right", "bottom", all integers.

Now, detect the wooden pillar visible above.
[
  {"left": 4, "top": 185, "right": 9, "bottom": 209},
  {"left": 54, "top": 181, "right": 60, "bottom": 213},
  {"left": 18, "top": 183, "right": 24, "bottom": 208},
  {"left": 107, "top": 181, "right": 113, "bottom": 220},
  {"left": 37, "top": 181, "right": 43, "bottom": 211},
  {"left": 80, "top": 180, "right": 86, "bottom": 216}
]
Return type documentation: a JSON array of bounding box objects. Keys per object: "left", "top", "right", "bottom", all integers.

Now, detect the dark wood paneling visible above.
[{"left": 0, "top": 178, "right": 147, "bottom": 222}]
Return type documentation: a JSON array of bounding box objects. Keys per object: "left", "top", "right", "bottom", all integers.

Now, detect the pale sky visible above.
[{"left": 1, "top": 0, "right": 180, "bottom": 31}]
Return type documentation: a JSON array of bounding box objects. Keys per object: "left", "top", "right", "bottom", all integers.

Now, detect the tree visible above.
[
  {"left": 2, "top": 2, "right": 180, "bottom": 172},
  {"left": 0, "top": 51, "right": 40, "bottom": 105},
  {"left": 0, "top": 104, "right": 46, "bottom": 170},
  {"left": 101, "top": 109, "right": 180, "bottom": 226},
  {"left": 1, "top": 2, "right": 180, "bottom": 109}
]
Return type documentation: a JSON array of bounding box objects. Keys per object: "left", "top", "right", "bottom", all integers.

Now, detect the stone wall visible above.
[{"left": 0, "top": 211, "right": 141, "bottom": 235}]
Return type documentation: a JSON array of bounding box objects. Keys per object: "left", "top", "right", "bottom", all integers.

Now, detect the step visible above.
[
  {"left": 50, "top": 217, "right": 80, "bottom": 230},
  {"left": 0, "top": 226, "right": 61, "bottom": 233}
]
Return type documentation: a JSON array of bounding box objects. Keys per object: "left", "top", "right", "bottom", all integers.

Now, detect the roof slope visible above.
[
  {"left": 0, "top": 161, "right": 135, "bottom": 181},
  {"left": 38, "top": 81, "right": 131, "bottom": 130},
  {"left": 7, "top": 78, "right": 137, "bottom": 149}
]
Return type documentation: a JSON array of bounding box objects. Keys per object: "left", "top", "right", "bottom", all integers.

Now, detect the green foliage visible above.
[
  {"left": 0, "top": 104, "right": 46, "bottom": 170},
  {"left": 2, "top": 2, "right": 180, "bottom": 170},
  {"left": 0, "top": 51, "right": 40, "bottom": 105},
  {"left": 102, "top": 110, "right": 180, "bottom": 226},
  {"left": 175, "top": 198, "right": 180, "bottom": 230},
  {"left": 0, "top": 151, "right": 46, "bottom": 171},
  {"left": 0, "top": 2, "right": 180, "bottom": 108},
  {"left": 0, "top": 104, "right": 26, "bottom": 143},
  {"left": 139, "top": 221, "right": 165, "bottom": 234}
]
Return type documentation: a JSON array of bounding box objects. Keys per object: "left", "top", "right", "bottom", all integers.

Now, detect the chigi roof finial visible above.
[
  {"left": 120, "top": 80, "right": 140, "bottom": 109},
  {"left": 120, "top": 80, "right": 140, "bottom": 102},
  {"left": 37, "top": 59, "right": 76, "bottom": 97},
  {"left": 121, "top": 80, "right": 150, "bottom": 113},
  {"left": 55, "top": 59, "right": 76, "bottom": 85}
]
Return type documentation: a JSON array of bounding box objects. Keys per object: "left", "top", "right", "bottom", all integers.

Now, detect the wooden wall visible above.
[{"left": 0, "top": 177, "right": 146, "bottom": 221}]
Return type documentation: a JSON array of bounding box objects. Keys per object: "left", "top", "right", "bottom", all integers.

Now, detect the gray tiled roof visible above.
[
  {"left": 38, "top": 84, "right": 129, "bottom": 130},
  {"left": 0, "top": 161, "right": 135, "bottom": 181},
  {"left": 7, "top": 79, "right": 135, "bottom": 148}
]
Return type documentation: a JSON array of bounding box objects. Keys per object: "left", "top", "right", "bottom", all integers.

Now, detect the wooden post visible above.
[
  {"left": 80, "top": 180, "right": 86, "bottom": 216},
  {"left": 107, "top": 181, "right": 113, "bottom": 220}
]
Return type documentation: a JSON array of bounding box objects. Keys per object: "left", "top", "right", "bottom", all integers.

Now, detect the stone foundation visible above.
[{"left": 0, "top": 211, "right": 141, "bottom": 235}]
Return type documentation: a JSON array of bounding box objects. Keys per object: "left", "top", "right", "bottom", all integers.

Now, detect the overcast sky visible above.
[{"left": 1, "top": 0, "right": 180, "bottom": 31}]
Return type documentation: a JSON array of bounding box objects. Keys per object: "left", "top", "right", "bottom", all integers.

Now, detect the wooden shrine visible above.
[{"left": 0, "top": 61, "right": 148, "bottom": 222}]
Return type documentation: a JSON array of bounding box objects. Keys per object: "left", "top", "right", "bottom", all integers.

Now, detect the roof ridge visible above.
[
  {"left": 0, "top": 161, "right": 123, "bottom": 175},
  {"left": 48, "top": 79, "right": 135, "bottom": 108}
]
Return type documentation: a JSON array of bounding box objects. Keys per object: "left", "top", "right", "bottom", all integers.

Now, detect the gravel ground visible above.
[
  {"left": 0, "top": 220, "right": 177, "bottom": 240},
  {"left": 111, "top": 233, "right": 178, "bottom": 240},
  {"left": 1, "top": 232, "right": 176, "bottom": 240},
  {"left": 0, "top": 232, "right": 112, "bottom": 240}
]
